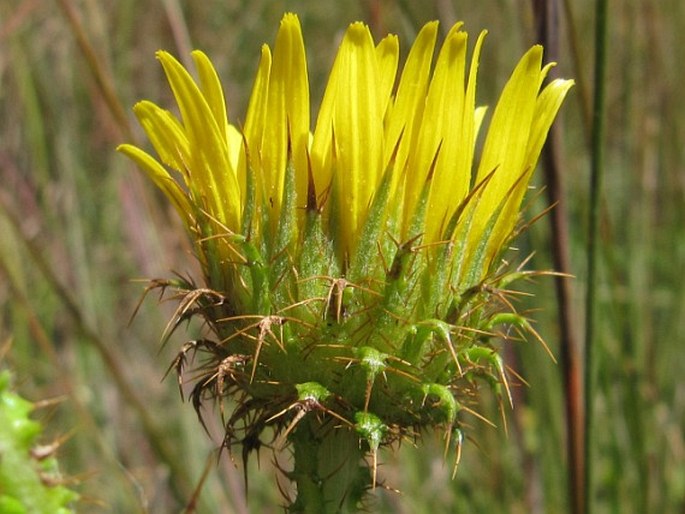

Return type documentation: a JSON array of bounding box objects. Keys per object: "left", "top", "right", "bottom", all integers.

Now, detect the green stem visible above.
[
  {"left": 289, "top": 418, "right": 369, "bottom": 514},
  {"left": 584, "top": 0, "right": 608, "bottom": 513}
]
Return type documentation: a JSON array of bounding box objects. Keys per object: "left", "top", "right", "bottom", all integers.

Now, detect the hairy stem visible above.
[{"left": 289, "top": 418, "right": 368, "bottom": 514}]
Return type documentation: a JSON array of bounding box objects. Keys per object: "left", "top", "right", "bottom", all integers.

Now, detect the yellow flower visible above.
[
  {"left": 119, "top": 14, "right": 573, "bottom": 509},
  {"left": 119, "top": 13, "right": 572, "bottom": 281}
]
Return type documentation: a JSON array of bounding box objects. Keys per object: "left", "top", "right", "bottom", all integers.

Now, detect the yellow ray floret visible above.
[{"left": 119, "top": 13, "right": 572, "bottom": 277}]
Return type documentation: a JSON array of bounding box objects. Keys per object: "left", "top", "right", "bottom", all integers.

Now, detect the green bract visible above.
[{"left": 0, "top": 371, "right": 78, "bottom": 514}]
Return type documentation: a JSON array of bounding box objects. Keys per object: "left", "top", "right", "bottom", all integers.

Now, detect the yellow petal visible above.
[
  {"left": 156, "top": 51, "right": 240, "bottom": 230},
  {"left": 526, "top": 78, "right": 574, "bottom": 169},
  {"left": 485, "top": 77, "right": 574, "bottom": 261},
  {"left": 191, "top": 50, "right": 230, "bottom": 143},
  {"left": 227, "top": 123, "right": 243, "bottom": 175},
  {"left": 243, "top": 45, "right": 272, "bottom": 159},
  {"left": 311, "top": 32, "right": 347, "bottom": 208},
  {"left": 455, "top": 31, "right": 487, "bottom": 197},
  {"left": 255, "top": 14, "right": 310, "bottom": 228},
  {"left": 117, "top": 143, "right": 192, "bottom": 225},
  {"left": 384, "top": 21, "right": 438, "bottom": 199},
  {"left": 332, "top": 22, "right": 383, "bottom": 258},
  {"left": 474, "top": 105, "right": 488, "bottom": 139},
  {"left": 439, "top": 32, "right": 486, "bottom": 241},
  {"left": 475, "top": 45, "right": 542, "bottom": 191},
  {"left": 415, "top": 25, "right": 468, "bottom": 242},
  {"left": 261, "top": 55, "right": 286, "bottom": 218},
  {"left": 375, "top": 34, "right": 399, "bottom": 118},
  {"left": 469, "top": 45, "right": 544, "bottom": 257},
  {"left": 243, "top": 44, "right": 272, "bottom": 208},
  {"left": 280, "top": 14, "right": 310, "bottom": 209},
  {"left": 132, "top": 100, "right": 190, "bottom": 178}
]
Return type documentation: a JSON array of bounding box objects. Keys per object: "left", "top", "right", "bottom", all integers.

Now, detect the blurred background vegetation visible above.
[{"left": 0, "top": 0, "right": 682, "bottom": 512}]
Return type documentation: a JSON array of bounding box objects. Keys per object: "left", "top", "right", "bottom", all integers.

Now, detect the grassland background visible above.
[{"left": 0, "top": 0, "right": 683, "bottom": 512}]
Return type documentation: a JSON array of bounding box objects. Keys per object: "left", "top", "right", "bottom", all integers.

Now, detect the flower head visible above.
[{"left": 120, "top": 12, "right": 572, "bottom": 508}]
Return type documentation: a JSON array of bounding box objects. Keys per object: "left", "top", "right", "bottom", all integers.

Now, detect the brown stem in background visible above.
[
  {"left": 363, "top": 0, "right": 385, "bottom": 36},
  {"left": 531, "top": 1, "right": 584, "bottom": 514},
  {"left": 55, "top": 0, "right": 132, "bottom": 141}
]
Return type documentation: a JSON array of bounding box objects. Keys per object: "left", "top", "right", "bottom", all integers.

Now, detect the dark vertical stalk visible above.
[
  {"left": 584, "top": 1, "right": 609, "bottom": 513},
  {"left": 531, "top": 1, "right": 584, "bottom": 513}
]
